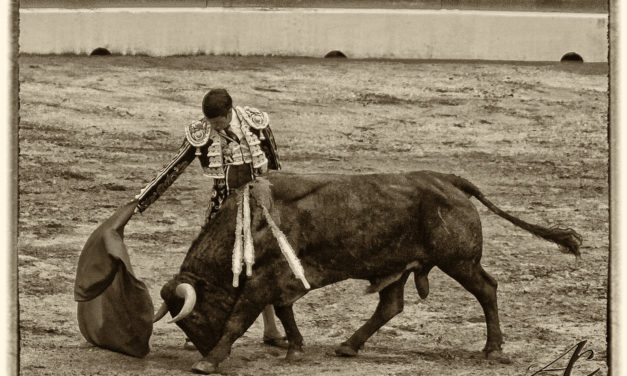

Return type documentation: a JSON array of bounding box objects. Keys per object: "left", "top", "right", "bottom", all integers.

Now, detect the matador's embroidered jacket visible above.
[{"left": 135, "top": 106, "right": 280, "bottom": 213}]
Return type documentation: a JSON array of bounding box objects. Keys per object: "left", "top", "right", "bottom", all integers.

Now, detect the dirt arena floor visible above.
[{"left": 17, "top": 55, "right": 608, "bottom": 375}]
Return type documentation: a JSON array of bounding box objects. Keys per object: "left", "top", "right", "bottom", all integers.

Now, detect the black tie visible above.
[{"left": 224, "top": 129, "right": 240, "bottom": 144}]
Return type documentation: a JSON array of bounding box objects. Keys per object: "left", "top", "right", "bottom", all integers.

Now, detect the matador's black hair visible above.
[{"left": 202, "top": 88, "right": 232, "bottom": 118}]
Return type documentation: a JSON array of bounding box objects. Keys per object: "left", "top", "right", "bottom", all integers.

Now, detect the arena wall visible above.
[
  {"left": 19, "top": 6, "right": 608, "bottom": 62},
  {"left": 19, "top": 0, "right": 608, "bottom": 13}
]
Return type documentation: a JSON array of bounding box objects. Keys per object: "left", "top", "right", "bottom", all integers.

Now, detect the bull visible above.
[{"left": 153, "top": 170, "right": 581, "bottom": 374}]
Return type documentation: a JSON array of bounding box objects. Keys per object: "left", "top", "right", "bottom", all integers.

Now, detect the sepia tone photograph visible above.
[{"left": 14, "top": 0, "right": 613, "bottom": 375}]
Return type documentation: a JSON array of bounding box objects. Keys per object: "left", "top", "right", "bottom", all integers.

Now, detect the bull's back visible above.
[{"left": 263, "top": 171, "right": 481, "bottom": 282}]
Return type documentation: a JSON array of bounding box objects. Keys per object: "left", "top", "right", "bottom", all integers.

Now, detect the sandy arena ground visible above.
[{"left": 17, "top": 55, "right": 608, "bottom": 375}]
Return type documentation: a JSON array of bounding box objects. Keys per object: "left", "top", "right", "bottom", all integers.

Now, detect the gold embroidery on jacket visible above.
[{"left": 201, "top": 107, "right": 269, "bottom": 179}]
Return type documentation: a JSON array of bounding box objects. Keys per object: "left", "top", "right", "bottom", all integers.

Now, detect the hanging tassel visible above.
[
  {"left": 231, "top": 197, "right": 245, "bottom": 287},
  {"left": 261, "top": 205, "right": 310, "bottom": 290},
  {"left": 242, "top": 185, "right": 255, "bottom": 277}
]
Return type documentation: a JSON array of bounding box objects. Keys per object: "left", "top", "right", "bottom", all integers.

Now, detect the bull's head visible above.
[
  {"left": 156, "top": 272, "right": 240, "bottom": 356},
  {"left": 153, "top": 181, "right": 287, "bottom": 356},
  {"left": 153, "top": 197, "right": 245, "bottom": 356}
]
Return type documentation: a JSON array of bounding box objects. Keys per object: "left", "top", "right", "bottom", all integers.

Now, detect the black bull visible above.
[{"left": 157, "top": 170, "right": 581, "bottom": 373}]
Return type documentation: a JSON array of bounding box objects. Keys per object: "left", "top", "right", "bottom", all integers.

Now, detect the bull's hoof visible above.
[
  {"left": 485, "top": 350, "right": 511, "bottom": 364},
  {"left": 191, "top": 360, "right": 220, "bottom": 374},
  {"left": 334, "top": 343, "right": 359, "bottom": 357},
  {"left": 285, "top": 348, "right": 305, "bottom": 362}
]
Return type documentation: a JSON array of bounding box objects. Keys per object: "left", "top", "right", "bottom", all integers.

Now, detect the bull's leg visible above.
[
  {"left": 335, "top": 271, "right": 411, "bottom": 357},
  {"left": 274, "top": 304, "right": 305, "bottom": 361},
  {"left": 191, "top": 274, "right": 307, "bottom": 374},
  {"left": 191, "top": 301, "right": 265, "bottom": 375},
  {"left": 440, "top": 261, "right": 504, "bottom": 358}
]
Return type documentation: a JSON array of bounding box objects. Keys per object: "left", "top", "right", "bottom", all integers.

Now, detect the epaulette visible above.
[
  {"left": 236, "top": 106, "right": 270, "bottom": 130},
  {"left": 184, "top": 119, "right": 211, "bottom": 147}
]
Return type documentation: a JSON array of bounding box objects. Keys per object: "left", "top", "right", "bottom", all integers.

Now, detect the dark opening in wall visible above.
[
  {"left": 325, "top": 50, "right": 347, "bottom": 58},
  {"left": 90, "top": 48, "right": 112, "bottom": 56},
  {"left": 560, "top": 52, "right": 583, "bottom": 63}
]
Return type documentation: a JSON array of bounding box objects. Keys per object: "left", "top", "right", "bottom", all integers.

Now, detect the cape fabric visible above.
[{"left": 74, "top": 200, "right": 153, "bottom": 358}]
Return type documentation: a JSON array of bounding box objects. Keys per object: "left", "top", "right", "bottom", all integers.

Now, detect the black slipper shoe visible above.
[{"left": 263, "top": 336, "right": 289, "bottom": 349}]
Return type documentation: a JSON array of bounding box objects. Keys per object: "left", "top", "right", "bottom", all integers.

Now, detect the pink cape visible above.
[{"left": 74, "top": 200, "right": 153, "bottom": 357}]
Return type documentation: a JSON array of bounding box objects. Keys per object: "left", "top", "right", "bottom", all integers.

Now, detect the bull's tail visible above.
[{"left": 445, "top": 174, "right": 582, "bottom": 257}]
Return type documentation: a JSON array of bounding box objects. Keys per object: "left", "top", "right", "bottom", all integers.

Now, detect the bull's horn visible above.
[
  {"left": 168, "top": 283, "right": 197, "bottom": 324},
  {"left": 153, "top": 302, "right": 169, "bottom": 323}
]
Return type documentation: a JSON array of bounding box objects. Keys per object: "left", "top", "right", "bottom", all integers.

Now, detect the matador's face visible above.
[{"left": 207, "top": 110, "right": 233, "bottom": 131}]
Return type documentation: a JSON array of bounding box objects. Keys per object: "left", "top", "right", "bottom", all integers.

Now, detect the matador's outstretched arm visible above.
[
  {"left": 135, "top": 140, "right": 197, "bottom": 213},
  {"left": 135, "top": 118, "right": 214, "bottom": 213}
]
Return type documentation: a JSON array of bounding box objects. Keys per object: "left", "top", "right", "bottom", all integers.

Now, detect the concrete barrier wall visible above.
[
  {"left": 19, "top": 8, "right": 609, "bottom": 62},
  {"left": 20, "top": 0, "right": 608, "bottom": 13}
]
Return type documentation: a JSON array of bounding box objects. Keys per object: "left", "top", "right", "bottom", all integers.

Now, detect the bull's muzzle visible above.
[{"left": 153, "top": 283, "right": 197, "bottom": 324}]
